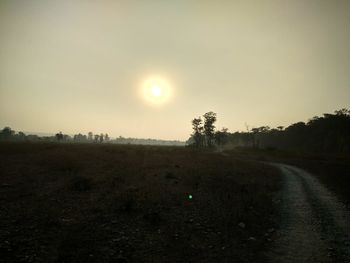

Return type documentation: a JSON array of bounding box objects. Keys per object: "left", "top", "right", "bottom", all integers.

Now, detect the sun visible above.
[
  {"left": 141, "top": 76, "right": 172, "bottom": 105},
  {"left": 151, "top": 85, "right": 162, "bottom": 97}
]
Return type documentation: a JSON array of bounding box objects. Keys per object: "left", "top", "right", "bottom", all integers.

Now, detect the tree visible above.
[
  {"left": 104, "top": 133, "right": 109, "bottom": 142},
  {"left": 203, "top": 111, "right": 217, "bottom": 147},
  {"left": 63, "top": 134, "right": 71, "bottom": 141},
  {"left": 0, "top": 127, "right": 14, "bottom": 140},
  {"left": 94, "top": 134, "right": 99, "bottom": 143},
  {"left": 191, "top": 117, "right": 204, "bottom": 147},
  {"left": 17, "top": 131, "right": 26, "bottom": 141},
  {"left": 88, "top": 132, "right": 93, "bottom": 141},
  {"left": 73, "top": 133, "right": 87, "bottom": 142},
  {"left": 188, "top": 108, "right": 350, "bottom": 152},
  {"left": 215, "top": 127, "right": 229, "bottom": 146},
  {"left": 55, "top": 132, "right": 63, "bottom": 141},
  {"left": 99, "top": 133, "right": 104, "bottom": 143},
  {"left": 335, "top": 108, "right": 350, "bottom": 116},
  {"left": 250, "top": 126, "right": 270, "bottom": 148}
]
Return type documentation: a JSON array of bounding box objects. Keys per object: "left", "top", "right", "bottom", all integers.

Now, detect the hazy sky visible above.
[{"left": 1, "top": 0, "right": 349, "bottom": 140}]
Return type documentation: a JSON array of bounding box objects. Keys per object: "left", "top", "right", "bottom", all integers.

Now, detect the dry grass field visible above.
[{"left": 0, "top": 143, "right": 281, "bottom": 263}]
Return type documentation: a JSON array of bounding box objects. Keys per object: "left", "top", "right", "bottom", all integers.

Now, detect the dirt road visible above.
[{"left": 269, "top": 164, "right": 350, "bottom": 262}]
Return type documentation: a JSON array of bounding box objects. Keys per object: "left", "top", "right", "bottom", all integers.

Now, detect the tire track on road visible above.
[{"left": 268, "top": 164, "right": 350, "bottom": 263}]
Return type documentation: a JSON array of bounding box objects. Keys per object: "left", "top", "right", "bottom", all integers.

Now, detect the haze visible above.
[{"left": 1, "top": 0, "right": 349, "bottom": 140}]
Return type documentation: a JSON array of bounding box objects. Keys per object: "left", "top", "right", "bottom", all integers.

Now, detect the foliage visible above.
[
  {"left": 215, "top": 128, "right": 229, "bottom": 146},
  {"left": 191, "top": 117, "right": 204, "bottom": 147},
  {"left": 203, "top": 111, "right": 217, "bottom": 147},
  {"left": 190, "top": 112, "right": 219, "bottom": 147},
  {"left": 0, "top": 127, "right": 184, "bottom": 146},
  {"left": 188, "top": 108, "right": 350, "bottom": 152},
  {"left": 229, "top": 108, "right": 350, "bottom": 153}
]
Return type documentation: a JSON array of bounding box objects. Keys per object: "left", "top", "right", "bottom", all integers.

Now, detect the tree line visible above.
[
  {"left": 0, "top": 128, "right": 111, "bottom": 143},
  {"left": 1, "top": 108, "right": 349, "bottom": 151},
  {"left": 189, "top": 108, "right": 350, "bottom": 153},
  {"left": 0, "top": 128, "right": 185, "bottom": 146},
  {"left": 55, "top": 131, "right": 110, "bottom": 143}
]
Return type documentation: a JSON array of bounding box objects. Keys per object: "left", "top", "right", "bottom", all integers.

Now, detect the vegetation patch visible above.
[{"left": 0, "top": 143, "right": 281, "bottom": 262}]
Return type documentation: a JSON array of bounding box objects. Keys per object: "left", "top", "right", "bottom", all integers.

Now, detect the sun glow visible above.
[
  {"left": 151, "top": 85, "right": 161, "bottom": 97},
  {"left": 141, "top": 76, "right": 172, "bottom": 105}
]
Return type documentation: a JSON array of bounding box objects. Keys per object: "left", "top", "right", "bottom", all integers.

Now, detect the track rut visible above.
[{"left": 269, "top": 164, "right": 350, "bottom": 262}]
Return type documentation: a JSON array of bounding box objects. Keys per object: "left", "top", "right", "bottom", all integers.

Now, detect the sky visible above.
[{"left": 1, "top": 0, "right": 349, "bottom": 140}]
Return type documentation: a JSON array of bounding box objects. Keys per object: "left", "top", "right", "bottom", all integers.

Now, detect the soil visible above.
[{"left": 0, "top": 143, "right": 281, "bottom": 263}]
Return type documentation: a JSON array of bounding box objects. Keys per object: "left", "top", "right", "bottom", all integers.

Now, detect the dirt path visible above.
[{"left": 268, "top": 164, "right": 350, "bottom": 263}]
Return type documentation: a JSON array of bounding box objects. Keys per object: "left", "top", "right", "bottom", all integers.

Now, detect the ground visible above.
[
  {"left": 268, "top": 164, "right": 350, "bottom": 263},
  {"left": 0, "top": 143, "right": 280, "bottom": 263},
  {"left": 2, "top": 143, "right": 350, "bottom": 262}
]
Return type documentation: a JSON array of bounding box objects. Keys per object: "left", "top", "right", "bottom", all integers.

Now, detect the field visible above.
[{"left": 0, "top": 143, "right": 281, "bottom": 263}]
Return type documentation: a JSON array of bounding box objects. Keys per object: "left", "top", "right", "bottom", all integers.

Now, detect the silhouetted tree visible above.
[
  {"left": 215, "top": 127, "right": 229, "bottom": 146},
  {"left": 189, "top": 108, "right": 350, "bottom": 152},
  {"left": 335, "top": 108, "right": 350, "bottom": 116},
  {"left": 63, "top": 134, "right": 71, "bottom": 141},
  {"left": 191, "top": 117, "right": 204, "bottom": 147},
  {"left": 0, "top": 127, "right": 15, "bottom": 140},
  {"left": 17, "top": 131, "right": 26, "bottom": 141},
  {"left": 223, "top": 108, "right": 350, "bottom": 152},
  {"left": 88, "top": 132, "right": 93, "bottom": 141},
  {"left": 94, "top": 134, "right": 99, "bottom": 143},
  {"left": 73, "top": 133, "right": 87, "bottom": 142},
  {"left": 99, "top": 133, "right": 104, "bottom": 143},
  {"left": 55, "top": 132, "right": 63, "bottom": 141},
  {"left": 104, "top": 133, "right": 109, "bottom": 142},
  {"left": 203, "top": 111, "right": 217, "bottom": 147}
]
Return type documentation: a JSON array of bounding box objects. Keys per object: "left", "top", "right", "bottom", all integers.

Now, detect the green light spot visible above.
[{"left": 188, "top": 194, "right": 193, "bottom": 200}]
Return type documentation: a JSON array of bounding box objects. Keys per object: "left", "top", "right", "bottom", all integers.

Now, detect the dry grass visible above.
[{"left": 0, "top": 142, "right": 281, "bottom": 262}]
